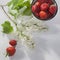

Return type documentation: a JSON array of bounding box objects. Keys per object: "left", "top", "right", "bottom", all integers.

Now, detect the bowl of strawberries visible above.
[{"left": 31, "top": 0, "right": 58, "bottom": 21}]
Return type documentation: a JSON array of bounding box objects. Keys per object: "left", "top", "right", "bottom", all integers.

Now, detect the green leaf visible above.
[
  {"left": 8, "top": 9, "right": 19, "bottom": 19},
  {"left": 7, "top": 1, "right": 12, "bottom": 6},
  {"left": 1, "top": 21, "right": 14, "bottom": 34},
  {"left": 23, "top": 1, "right": 31, "bottom": 8},
  {"left": 7, "top": 0, "right": 32, "bottom": 18},
  {"left": 23, "top": 7, "right": 32, "bottom": 15}
]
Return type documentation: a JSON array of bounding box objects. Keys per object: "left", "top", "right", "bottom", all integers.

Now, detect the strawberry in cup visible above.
[{"left": 31, "top": 0, "right": 58, "bottom": 21}]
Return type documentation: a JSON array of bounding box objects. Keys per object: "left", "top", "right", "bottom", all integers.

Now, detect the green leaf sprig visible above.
[
  {"left": 1, "top": 21, "right": 13, "bottom": 34},
  {"left": 7, "top": 0, "right": 32, "bottom": 18}
]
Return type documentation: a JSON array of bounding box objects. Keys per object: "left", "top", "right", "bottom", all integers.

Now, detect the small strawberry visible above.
[
  {"left": 35, "top": 12, "right": 39, "bottom": 17},
  {"left": 46, "top": 0, "right": 53, "bottom": 5},
  {"left": 40, "top": 3, "right": 49, "bottom": 11},
  {"left": 9, "top": 40, "right": 17, "bottom": 46},
  {"left": 32, "top": 5, "right": 37, "bottom": 13},
  {"left": 49, "top": 4, "right": 57, "bottom": 14},
  {"left": 35, "top": 2, "right": 41, "bottom": 12},
  {"left": 39, "top": 11, "right": 48, "bottom": 19},
  {"left": 6, "top": 46, "right": 16, "bottom": 56},
  {"left": 35, "top": 1, "right": 41, "bottom": 6},
  {"left": 38, "top": 0, "right": 47, "bottom": 3},
  {"left": 47, "top": 12, "right": 52, "bottom": 19}
]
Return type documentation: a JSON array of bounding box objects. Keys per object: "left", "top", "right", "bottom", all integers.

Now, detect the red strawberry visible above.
[
  {"left": 39, "top": 11, "right": 48, "bottom": 19},
  {"left": 47, "top": 12, "right": 52, "bottom": 18},
  {"left": 32, "top": 5, "right": 37, "bottom": 13},
  {"left": 35, "top": 2, "right": 41, "bottom": 12},
  {"left": 38, "top": 0, "right": 47, "bottom": 3},
  {"left": 6, "top": 46, "right": 16, "bottom": 56},
  {"left": 35, "top": 12, "right": 39, "bottom": 17},
  {"left": 40, "top": 3, "right": 49, "bottom": 11},
  {"left": 35, "top": 1, "right": 41, "bottom": 6},
  {"left": 46, "top": 0, "right": 53, "bottom": 5},
  {"left": 49, "top": 5, "right": 57, "bottom": 14},
  {"left": 9, "top": 40, "right": 17, "bottom": 46}
]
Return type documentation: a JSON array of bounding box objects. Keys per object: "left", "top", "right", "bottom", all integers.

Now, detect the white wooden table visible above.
[{"left": 0, "top": 0, "right": 60, "bottom": 60}]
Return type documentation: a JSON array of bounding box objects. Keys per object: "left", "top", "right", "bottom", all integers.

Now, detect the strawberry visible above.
[
  {"left": 39, "top": 11, "right": 48, "bottom": 19},
  {"left": 32, "top": 5, "right": 37, "bottom": 13},
  {"left": 35, "top": 12, "right": 39, "bottom": 17},
  {"left": 32, "top": 2, "right": 40, "bottom": 13},
  {"left": 46, "top": 0, "right": 53, "bottom": 5},
  {"left": 35, "top": 2, "right": 41, "bottom": 12},
  {"left": 38, "top": 0, "right": 47, "bottom": 3},
  {"left": 49, "top": 5, "right": 57, "bottom": 14},
  {"left": 9, "top": 40, "right": 17, "bottom": 46},
  {"left": 6, "top": 46, "right": 16, "bottom": 56},
  {"left": 47, "top": 12, "right": 52, "bottom": 19},
  {"left": 40, "top": 3, "right": 49, "bottom": 11},
  {"left": 35, "top": 1, "right": 41, "bottom": 6}
]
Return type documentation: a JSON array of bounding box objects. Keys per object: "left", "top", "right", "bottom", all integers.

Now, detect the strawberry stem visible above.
[{"left": 5, "top": 52, "right": 9, "bottom": 57}]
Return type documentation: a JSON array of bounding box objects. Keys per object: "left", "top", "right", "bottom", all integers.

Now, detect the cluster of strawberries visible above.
[
  {"left": 6, "top": 40, "right": 17, "bottom": 56},
  {"left": 32, "top": 0, "right": 57, "bottom": 20}
]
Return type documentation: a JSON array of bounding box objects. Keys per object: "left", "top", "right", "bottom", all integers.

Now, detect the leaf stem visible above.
[
  {"left": 1, "top": 6, "right": 17, "bottom": 25},
  {"left": 1, "top": 5, "right": 21, "bottom": 40},
  {"left": 0, "top": 5, "right": 7, "bottom": 7}
]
